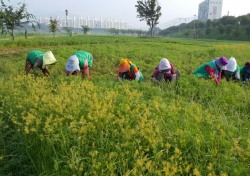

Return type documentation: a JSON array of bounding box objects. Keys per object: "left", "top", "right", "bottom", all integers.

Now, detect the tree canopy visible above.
[
  {"left": 0, "top": 0, "right": 37, "bottom": 40},
  {"left": 82, "top": 25, "right": 90, "bottom": 34},
  {"left": 135, "top": 0, "right": 161, "bottom": 36},
  {"left": 48, "top": 17, "right": 59, "bottom": 37}
]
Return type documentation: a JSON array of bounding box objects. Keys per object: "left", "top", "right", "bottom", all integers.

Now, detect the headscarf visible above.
[
  {"left": 158, "top": 58, "right": 171, "bottom": 72},
  {"left": 225, "top": 57, "right": 237, "bottom": 72},
  {"left": 118, "top": 58, "right": 131, "bottom": 72},
  {"left": 65, "top": 55, "right": 80, "bottom": 72},
  {"left": 42, "top": 51, "right": 57, "bottom": 69}
]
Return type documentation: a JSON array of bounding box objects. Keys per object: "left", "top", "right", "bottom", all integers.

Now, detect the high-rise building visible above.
[{"left": 198, "top": 0, "right": 223, "bottom": 21}]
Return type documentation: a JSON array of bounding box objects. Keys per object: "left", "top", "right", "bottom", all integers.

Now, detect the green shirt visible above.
[
  {"left": 73, "top": 51, "right": 93, "bottom": 69},
  {"left": 27, "top": 50, "right": 44, "bottom": 65},
  {"left": 193, "top": 60, "right": 215, "bottom": 78}
]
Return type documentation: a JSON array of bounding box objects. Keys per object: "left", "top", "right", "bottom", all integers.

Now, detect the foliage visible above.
[
  {"left": 0, "top": 35, "right": 250, "bottom": 175},
  {"left": 246, "top": 25, "right": 250, "bottom": 39},
  {"left": 0, "top": 0, "right": 37, "bottom": 40},
  {"left": 48, "top": 17, "right": 59, "bottom": 37},
  {"left": 62, "top": 27, "right": 72, "bottom": 36},
  {"left": 159, "top": 14, "right": 250, "bottom": 41},
  {"left": 135, "top": 0, "right": 161, "bottom": 36},
  {"left": 225, "top": 25, "right": 232, "bottom": 36},
  {"left": 81, "top": 25, "right": 90, "bottom": 34}
]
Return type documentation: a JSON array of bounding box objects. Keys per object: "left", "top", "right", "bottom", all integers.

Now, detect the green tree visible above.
[
  {"left": 245, "top": 26, "right": 250, "bottom": 40},
  {"left": 225, "top": 25, "right": 232, "bottom": 37},
  {"left": 206, "top": 19, "right": 212, "bottom": 28},
  {"left": 220, "top": 16, "right": 237, "bottom": 25},
  {"left": 238, "top": 15, "right": 250, "bottom": 26},
  {"left": 0, "top": 0, "right": 37, "bottom": 40},
  {"left": 218, "top": 24, "right": 225, "bottom": 35},
  {"left": 135, "top": 0, "right": 161, "bottom": 36},
  {"left": 205, "top": 27, "right": 211, "bottom": 35},
  {"left": 48, "top": 17, "right": 59, "bottom": 37},
  {"left": 108, "top": 28, "right": 119, "bottom": 35},
  {"left": 81, "top": 25, "right": 90, "bottom": 34},
  {"left": 232, "top": 29, "right": 241, "bottom": 39}
]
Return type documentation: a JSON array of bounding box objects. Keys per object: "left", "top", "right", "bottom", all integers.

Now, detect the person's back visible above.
[
  {"left": 241, "top": 61, "right": 250, "bottom": 82},
  {"left": 73, "top": 51, "right": 93, "bottom": 69},
  {"left": 27, "top": 50, "right": 44, "bottom": 65}
]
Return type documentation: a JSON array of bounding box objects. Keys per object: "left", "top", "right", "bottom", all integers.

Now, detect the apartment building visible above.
[
  {"left": 198, "top": 0, "right": 223, "bottom": 21},
  {"left": 37, "top": 16, "right": 128, "bottom": 29}
]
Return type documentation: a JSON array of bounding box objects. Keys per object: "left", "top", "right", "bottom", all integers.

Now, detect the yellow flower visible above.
[
  {"left": 185, "top": 164, "right": 191, "bottom": 173},
  {"left": 207, "top": 163, "right": 213, "bottom": 170},
  {"left": 193, "top": 168, "right": 201, "bottom": 176},
  {"left": 220, "top": 173, "right": 228, "bottom": 176}
]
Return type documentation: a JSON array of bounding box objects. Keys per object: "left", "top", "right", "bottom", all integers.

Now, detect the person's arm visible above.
[
  {"left": 81, "top": 59, "right": 90, "bottom": 80},
  {"left": 43, "top": 67, "right": 50, "bottom": 75},
  {"left": 135, "top": 72, "right": 140, "bottom": 81},
  {"left": 152, "top": 66, "right": 159, "bottom": 78},
  {"left": 25, "top": 60, "right": 32, "bottom": 74},
  {"left": 216, "top": 72, "right": 222, "bottom": 84},
  {"left": 170, "top": 63, "right": 175, "bottom": 74},
  {"left": 132, "top": 66, "right": 140, "bottom": 81},
  {"left": 205, "top": 66, "right": 220, "bottom": 84},
  {"left": 82, "top": 65, "right": 90, "bottom": 80},
  {"left": 235, "top": 70, "right": 240, "bottom": 80},
  {"left": 118, "top": 72, "right": 123, "bottom": 82}
]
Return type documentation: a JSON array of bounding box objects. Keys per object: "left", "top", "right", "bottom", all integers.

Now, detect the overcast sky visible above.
[{"left": 9, "top": 0, "right": 250, "bottom": 29}]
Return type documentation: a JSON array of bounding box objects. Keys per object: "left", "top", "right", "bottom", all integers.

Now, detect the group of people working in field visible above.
[
  {"left": 193, "top": 57, "right": 250, "bottom": 84},
  {"left": 25, "top": 50, "right": 250, "bottom": 84}
]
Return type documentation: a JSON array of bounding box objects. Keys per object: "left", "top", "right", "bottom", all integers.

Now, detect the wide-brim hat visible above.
[
  {"left": 65, "top": 55, "right": 80, "bottom": 72},
  {"left": 225, "top": 57, "right": 237, "bottom": 72},
  {"left": 158, "top": 58, "right": 171, "bottom": 71},
  {"left": 215, "top": 57, "right": 228, "bottom": 69},
  {"left": 118, "top": 59, "right": 131, "bottom": 72},
  {"left": 42, "top": 51, "right": 57, "bottom": 69}
]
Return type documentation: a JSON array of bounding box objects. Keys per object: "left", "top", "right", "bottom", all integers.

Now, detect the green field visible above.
[{"left": 0, "top": 35, "right": 250, "bottom": 176}]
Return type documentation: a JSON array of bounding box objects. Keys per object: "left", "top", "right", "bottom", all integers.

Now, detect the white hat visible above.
[
  {"left": 42, "top": 51, "right": 57, "bottom": 69},
  {"left": 65, "top": 55, "right": 80, "bottom": 72},
  {"left": 225, "top": 57, "right": 237, "bottom": 72},
  {"left": 158, "top": 58, "right": 171, "bottom": 71}
]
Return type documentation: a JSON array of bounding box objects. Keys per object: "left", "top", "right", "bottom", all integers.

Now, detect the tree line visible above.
[
  {"left": 0, "top": 0, "right": 162, "bottom": 40},
  {"left": 159, "top": 14, "right": 250, "bottom": 40},
  {"left": 2, "top": 0, "right": 248, "bottom": 41}
]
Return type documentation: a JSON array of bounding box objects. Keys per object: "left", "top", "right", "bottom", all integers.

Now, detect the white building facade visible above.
[
  {"left": 37, "top": 16, "right": 128, "bottom": 29},
  {"left": 198, "top": 0, "right": 223, "bottom": 21}
]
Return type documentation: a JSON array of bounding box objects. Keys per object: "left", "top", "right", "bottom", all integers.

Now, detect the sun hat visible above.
[
  {"left": 158, "top": 58, "right": 171, "bottom": 72},
  {"left": 118, "top": 59, "right": 131, "bottom": 72},
  {"left": 42, "top": 51, "right": 57, "bottom": 69},
  {"left": 225, "top": 57, "right": 237, "bottom": 72},
  {"left": 65, "top": 55, "right": 80, "bottom": 72},
  {"left": 244, "top": 61, "right": 250, "bottom": 73},
  {"left": 215, "top": 57, "right": 228, "bottom": 69}
]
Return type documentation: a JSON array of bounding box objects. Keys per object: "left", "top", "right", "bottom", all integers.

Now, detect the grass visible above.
[{"left": 0, "top": 34, "right": 250, "bottom": 175}]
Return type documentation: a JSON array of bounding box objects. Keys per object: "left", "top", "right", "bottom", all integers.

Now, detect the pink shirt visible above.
[{"left": 205, "top": 66, "right": 222, "bottom": 84}]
